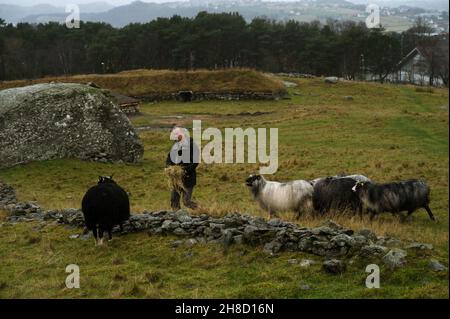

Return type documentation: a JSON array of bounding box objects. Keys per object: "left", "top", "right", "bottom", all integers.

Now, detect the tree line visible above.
[{"left": 0, "top": 13, "right": 446, "bottom": 84}]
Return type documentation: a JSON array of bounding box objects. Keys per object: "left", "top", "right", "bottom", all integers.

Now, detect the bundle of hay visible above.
[{"left": 164, "top": 166, "right": 186, "bottom": 192}]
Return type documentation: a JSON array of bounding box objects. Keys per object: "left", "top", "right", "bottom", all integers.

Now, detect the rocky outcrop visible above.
[{"left": 0, "top": 83, "right": 144, "bottom": 168}]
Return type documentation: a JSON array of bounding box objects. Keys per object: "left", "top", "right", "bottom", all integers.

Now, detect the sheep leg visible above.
[
  {"left": 269, "top": 210, "right": 278, "bottom": 219},
  {"left": 92, "top": 227, "right": 98, "bottom": 246},
  {"left": 424, "top": 205, "right": 436, "bottom": 221},
  {"left": 357, "top": 205, "right": 364, "bottom": 220},
  {"left": 108, "top": 229, "right": 113, "bottom": 241},
  {"left": 400, "top": 212, "right": 409, "bottom": 223},
  {"left": 98, "top": 229, "right": 104, "bottom": 246},
  {"left": 119, "top": 224, "right": 124, "bottom": 233}
]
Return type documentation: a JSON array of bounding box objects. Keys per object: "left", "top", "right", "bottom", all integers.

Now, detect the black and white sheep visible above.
[
  {"left": 81, "top": 176, "right": 130, "bottom": 245},
  {"left": 312, "top": 177, "right": 362, "bottom": 215},
  {"left": 245, "top": 174, "right": 313, "bottom": 219},
  {"left": 309, "top": 174, "right": 371, "bottom": 187},
  {"left": 352, "top": 179, "right": 435, "bottom": 221}
]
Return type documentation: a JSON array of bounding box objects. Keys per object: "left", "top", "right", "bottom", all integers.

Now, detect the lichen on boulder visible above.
[{"left": 0, "top": 83, "right": 144, "bottom": 168}]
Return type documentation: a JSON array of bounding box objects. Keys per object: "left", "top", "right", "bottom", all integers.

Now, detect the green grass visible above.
[{"left": 0, "top": 78, "right": 448, "bottom": 298}]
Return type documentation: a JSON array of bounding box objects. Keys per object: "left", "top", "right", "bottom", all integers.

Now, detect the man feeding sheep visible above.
[{"left": 165, "top": 126, "right": 200, "bottom": 210}]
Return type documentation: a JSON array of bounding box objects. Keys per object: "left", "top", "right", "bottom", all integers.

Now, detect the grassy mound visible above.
[{"left": 0, "top": 69, "right": 286, "bottom": 96}]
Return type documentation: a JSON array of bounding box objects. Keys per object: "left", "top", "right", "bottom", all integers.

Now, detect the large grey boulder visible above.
[{"left": 0, "top": 83, "right": 144, "bottom": 168}]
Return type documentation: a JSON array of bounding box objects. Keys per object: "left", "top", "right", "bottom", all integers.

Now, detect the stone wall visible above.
[{"left": 1, "top": 181, "right": 443, "bottom": 274}]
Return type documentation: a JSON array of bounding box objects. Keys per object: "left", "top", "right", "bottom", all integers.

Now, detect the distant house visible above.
[{"left": 389, "top": 35, "right": 449, "bottom": 87}]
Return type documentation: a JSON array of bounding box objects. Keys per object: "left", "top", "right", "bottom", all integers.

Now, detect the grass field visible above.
[{"left": 0, "top": 78, "right": 448, "bottom": 298}]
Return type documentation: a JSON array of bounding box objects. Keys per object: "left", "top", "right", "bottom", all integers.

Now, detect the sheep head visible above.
[
  {"left": 98, "top": 176, "right": 116, "bottom": 184},
  {"left": 245, "top": 174, "right": 263, "bottom": 187},
  {"left": 352, "top": 181, "right": 368, "bottom": 193}
]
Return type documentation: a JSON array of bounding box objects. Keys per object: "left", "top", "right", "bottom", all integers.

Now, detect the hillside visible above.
[
  {"left": 5, "top": 0, "right": 447, "bottom": 32},
  {"left": 0, "top": 69, "right": 287, "bottom": 97},
  {"left": 0, "top": 78, "right": 448, "bottom": 298}
]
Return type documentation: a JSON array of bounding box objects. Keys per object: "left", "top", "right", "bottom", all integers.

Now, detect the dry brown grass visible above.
[
  {"left": 0, "top": 209, "right": 8, "bottom": 222},
  {"left": 164, "top": 165, "right": 186, "bottom": 193},
  {"left": 415, "top": 87, "right": 435, "bottom": 94},
  {"left": 0, "top": 68, "right": 286, "bottom": 96}
]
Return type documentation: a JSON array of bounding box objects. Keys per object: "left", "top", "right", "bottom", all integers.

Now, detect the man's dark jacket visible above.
[{"left": 166, "top": 137, "right": 199, "bottom": 188}]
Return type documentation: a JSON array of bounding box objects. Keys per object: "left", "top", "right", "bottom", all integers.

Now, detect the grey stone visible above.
[
  {"left": 283, "top": 81, "right": 298, "bottom": 88},
  {"left": 267, "top": 218, "right": 283, "bottom": 227},
  {"left": 178, "top": 214, "right": 192, "bottom": 223},
  {"left": 299, "top": 259, "right": 316, "bottom": 267},
  {"left": 359, "top": 244, "right": 389, "bottom": 259},
  {"left": 0, "top": 83, "right": 143, "bottom": 169},
  {"left": 322, "top": 259, "right": 346, "bottom": 274},
  {"left": 80, "top": 233, "right": 92, "bottom": 241},
  {"left": 173, "top": 227, "right": 188, "bottom": 236},
  {"left": 383, "top": 248, "right": 407, "bottom": 270},
  {"left": 263, "top": 241, "right": 283, "bottom": 256},
  {"left": 220, "top": 230, "right": 234, "bottom": 247},
  {"left": 185, "top": 238, "right": 198, "bottom": 247},
  {"left": 170, "top": 240, "right": 184, "bottom": 248},
  {"left": 429, "top": 259, "right": 447, "bottom": 272},
  {"left": 161, "top": 220, "right": 178, "bottom": 230},
  {"left": 299, "top": 284, "right": 311, "bottom": 290},
  {"left": 351, "top": 235, "right": 369, "bottom": 247},
  {"left": 298, "top": 237, "right": 313, "bottom": 251},
  {"left": 287, "top": 259, "right": 298, "bottom": 265},
  {"left": 405, "top": 242, "right": 433, "bottom": 250},
  {"left": 324, "top": 76, "right": 339, "bottom": 84},
  {"left": 175, "top": 209, "right": 190, "bottom": 217},
  {"left": 311, "top": 226, "right": 336, "bottom": 236},
  {"left": 331, "top": 234, "right": 355, "bottom": 247},
  {"left": 357, "top": 229, "right": 378, "bottom": 242}
]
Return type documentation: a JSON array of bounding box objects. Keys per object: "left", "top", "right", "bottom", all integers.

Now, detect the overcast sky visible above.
[
  {"left": 0, "top": 0, "right": 437, "bottom": 7},
  {"left": 3, "top": 0, "right": 179, "bottom": 5}
]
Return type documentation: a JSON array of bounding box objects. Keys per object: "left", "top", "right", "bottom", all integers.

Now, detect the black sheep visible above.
[
  {"left": 312, "top": 177, "right": 361, "bottom": 215},
  {"left": 352, "top": 179, "right": 435, "bottom": 221},
  {"left": 81, "top": 176, "right": 130, "bottom": 245}
]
